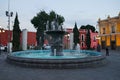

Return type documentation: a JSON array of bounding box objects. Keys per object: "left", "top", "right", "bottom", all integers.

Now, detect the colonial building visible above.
[
  {"left": 79, "top": 29, "right": 86, "bottom": 49},
  {"left": 64, "top": 28, "right": 98, "bottom": 49},
  {"left": 79, "top": 29, "right": 99, "bottom": 49},
  {"left": 98, "top": 12, "right": 120, "bottom": 50}
]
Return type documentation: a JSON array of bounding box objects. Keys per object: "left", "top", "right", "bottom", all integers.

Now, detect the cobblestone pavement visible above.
[{"left": 0, "top": 50, "right": 120, "bottom": 80}]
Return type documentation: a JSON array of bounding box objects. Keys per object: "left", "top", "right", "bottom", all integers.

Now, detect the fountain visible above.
[
  {"left": 6, "top": 17, "right": 106, "bottom": 69},
  {"left": 46, "top": 19, "right": 65, "bottom": 56},
  {"left": 76, "top": 43, "right": 81, "bottom": 53}
]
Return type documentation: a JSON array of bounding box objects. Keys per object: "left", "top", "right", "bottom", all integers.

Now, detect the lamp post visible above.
[
  {"left": 67, "top": 34, "right": 70, "bottom": 49},
  {"left": 96, "top": 35, "right": 101, "bottom": 46},
  {"left": 5, "top": 0, "right": 13, "bottom": 53}
]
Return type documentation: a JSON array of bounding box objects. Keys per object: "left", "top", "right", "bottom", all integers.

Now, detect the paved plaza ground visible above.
[{"left": 0, "top": 50, "right": 120, "bottom": 80}]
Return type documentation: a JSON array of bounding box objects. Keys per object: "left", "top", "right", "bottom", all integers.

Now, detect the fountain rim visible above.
[
  {"left": 6, "top": 50, "right": 106, "bottom": 69},
  {"left": 7, "top": 50, "right": 104, "bottom": 60}
]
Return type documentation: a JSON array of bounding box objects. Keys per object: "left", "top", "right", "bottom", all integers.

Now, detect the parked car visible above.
[{"left": 0, "top": 45, "right": 5, "bottom": 51}]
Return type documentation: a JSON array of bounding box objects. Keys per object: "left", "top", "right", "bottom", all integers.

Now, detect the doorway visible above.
[
  {"left": 101, "top": 41, "right": 106, "bottom": 49},
  {"left": 111, "top": 41, "right": 116, "bottom": 50}
]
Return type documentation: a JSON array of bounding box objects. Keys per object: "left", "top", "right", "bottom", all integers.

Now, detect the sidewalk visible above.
[{"left": 0, "top": 50, "right": 120, "bottom": 80}]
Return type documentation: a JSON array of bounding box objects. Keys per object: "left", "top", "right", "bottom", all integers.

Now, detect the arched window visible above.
[
  {"left": 103, "top": 28, "right": 105, "bottom": 34},
  {"left": 81, "top": 42, "right": 84, "bottom": 47},
  {"left": 81, "top": 34, "right": 84, "bottom": 41}
]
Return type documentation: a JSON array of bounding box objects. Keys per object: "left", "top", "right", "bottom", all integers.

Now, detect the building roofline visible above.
[{"left": 98, "top": 13, "right": 120, "bottom": 23}]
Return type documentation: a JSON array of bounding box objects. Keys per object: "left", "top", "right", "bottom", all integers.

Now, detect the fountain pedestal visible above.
[{"left": 46, "top": 31, "right": 65, "bottom": 56}]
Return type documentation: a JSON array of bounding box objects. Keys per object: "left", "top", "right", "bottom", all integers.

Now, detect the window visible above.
[
  {"left": 103, "top": 28, "right": 105, "bottom": 34},
  {"left": 111, "top": 26, "right": 115, "bottom": 33},
  {"left": 93, "top": 36, "right": 96, "bottom": 42},
  {"left": 81, "top": 42, "right": 84, "bottom": 47},
  {"left": 81, "top": 34, "right": 84, "bottom": 41}
]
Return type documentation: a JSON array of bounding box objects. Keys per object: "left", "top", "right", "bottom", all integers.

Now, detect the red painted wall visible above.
[
  {"left": 65, "top": 29, "right": 99, "bottom": 49},
  {"left": 90, "top": 31, "right": 99, "bottom": 49},
  {"left": 27, "top": 32, "right": 37, "bottom": 46},
  {"left": 0, "top": 30, "right": 37, "bottom": 46},
  {"left": 79, "top": 29, "right": 87, "bottom": 49},
  {"left": 0, "top": 30, "right": 12, "bottom": 46},
  {"left": 0, "top": 29, "right": 98, "bottom": 50}
]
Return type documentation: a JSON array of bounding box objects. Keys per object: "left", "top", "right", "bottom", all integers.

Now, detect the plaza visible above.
[
  {"left": 0, "top": 0, "right": 120, "bottom": 80},
  {"left": 0, "top": 50, "right": 120, "bottom": 80}
]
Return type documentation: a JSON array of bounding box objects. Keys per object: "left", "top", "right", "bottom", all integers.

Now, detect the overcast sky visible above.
[{"left": 0, "top": 0, "right": 120, "bottom": 32}]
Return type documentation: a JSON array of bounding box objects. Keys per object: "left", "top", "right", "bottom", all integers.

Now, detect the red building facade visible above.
[
  {"left": 0, "top": 30, "right": 37, "bottom": 47},
  {"left": 79, "top": 29, "right": 99, "bottom": 49},
  {"left": 0, "top": 29, "right": 98, "bottom": 50},
  {"left": 65, "top": 28, "right": 99, "bottom": 49},
  {"left": 0, "top": 30, "right": 12, "bottom": 46},
  {"left": 79, "top": 29, "right": 87, "bottom": 49}
]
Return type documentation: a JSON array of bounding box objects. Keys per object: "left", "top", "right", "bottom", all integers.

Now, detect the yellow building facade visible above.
[{"left": 98, "top": 13, "right": 120, "bottom": 50}]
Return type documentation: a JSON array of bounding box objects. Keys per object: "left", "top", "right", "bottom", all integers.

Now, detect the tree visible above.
[
  {"left": 80, "top": 25, "right": 86, "bottom": 29},
  {"left": 86, "top": 30, "right": 91, "bottom": 49},
  {"left": 31, "top": 10, "right": 48, "bottom": 49},
  {"left": 80, "top": 24, "right": 95, "bottom": 32},
  {"left": 12, "top": 13, "right": 21, "bottom": 51},
  {"left": 48, "top": 11, "right": 64, "bottom": 30},
  {"left": 31, "top": 10, "right": 65, "bottom": 49},
  {"left": 73, "top": 22, "right": 79, "bottom": 49}
]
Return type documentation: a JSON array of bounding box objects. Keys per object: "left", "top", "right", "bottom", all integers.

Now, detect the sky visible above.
[{"left": 0, "top": 0, "right": 120, "bottom": 32}]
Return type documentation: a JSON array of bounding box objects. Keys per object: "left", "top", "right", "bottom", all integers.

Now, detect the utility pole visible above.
[{"left": 5, "top": 0, "right": 13, "bottom": 53}]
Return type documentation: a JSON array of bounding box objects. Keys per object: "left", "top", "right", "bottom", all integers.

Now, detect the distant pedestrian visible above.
[
  {"left": 97, "top": 43, "right": 101, "bottom": 52},
  {"left": 106, "top": 47, "right": 109, "bottom": 56}
]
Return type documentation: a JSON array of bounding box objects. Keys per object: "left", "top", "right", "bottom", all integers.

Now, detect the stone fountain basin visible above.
[{"left": 6, "top": 50, "right": 106, "bottom": 69}]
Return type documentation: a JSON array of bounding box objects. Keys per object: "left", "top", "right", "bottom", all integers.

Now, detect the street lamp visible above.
[
  {"left": 67, "top": 34, "right": 70, "bottom": 49},
  {"left": 96, "top": 35, "right": 101, "bottom": 45},
  {"left": 5, "top": 0, "right": 13, "bottom": 53},
  {"left": 5, "top": 11, "right": 13, "bottom": 42},
  {"left": 0, "top": 28, "right": 5, "bottom": 33}
]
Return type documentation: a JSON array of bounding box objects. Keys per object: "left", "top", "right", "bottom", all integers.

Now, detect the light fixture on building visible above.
[{"left": 96, "top": 35, "right": 100, "bottom": 39}]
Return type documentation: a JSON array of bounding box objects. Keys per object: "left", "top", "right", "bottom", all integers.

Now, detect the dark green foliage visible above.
[
  {"left": 47, "top": 11, "right": 65, "bottom": 30},
  {"left": 73, "top": 22, "right": 79, "bottom": 49},
  {"left": 31, "top": 10, "right": 48, "bottom": 48},
  {"left": 80, "top": 24, "right": 95, "bottom": 32},
  {"left": 31, "top": 10, "right": 65, "bottom": 49},
  {"left": 86, "top": 30, "right": 91, "bottom": 49},
  {"left": 12, "top": 13, "right": 21, "bottom": 51},
  {"left": 80, "top": 25, "right": 86, "bottom": 29}
]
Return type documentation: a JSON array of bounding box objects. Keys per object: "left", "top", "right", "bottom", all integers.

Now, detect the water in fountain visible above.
[
  {"left": 75, "top": 43, "right": 86, "bottom": 56},
  {"left": 76, "top": 43, "right": 81, "bottom": 51}
]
